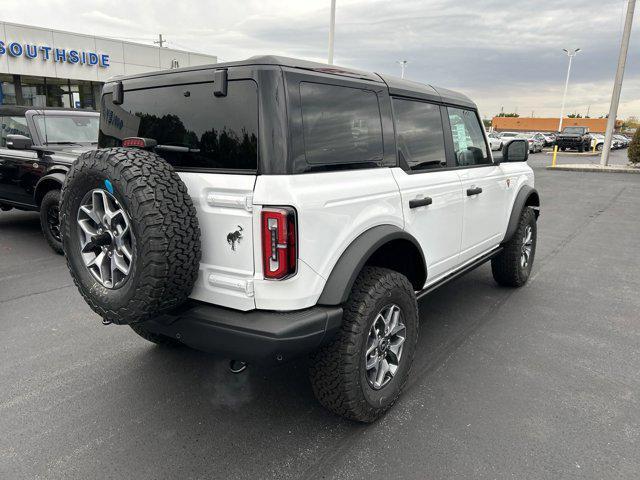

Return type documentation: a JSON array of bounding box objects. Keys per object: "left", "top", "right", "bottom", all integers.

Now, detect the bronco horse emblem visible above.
[{"left": 226, "top": 225, "right": 244, "bottom": 251}]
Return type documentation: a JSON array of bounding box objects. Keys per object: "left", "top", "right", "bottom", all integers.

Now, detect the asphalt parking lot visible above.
[{"left": 1, "top": 149, "right": 638, "bottom": 480}]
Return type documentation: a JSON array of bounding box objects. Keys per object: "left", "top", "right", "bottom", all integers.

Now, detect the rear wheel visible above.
[
  {"left": 309, "top": 267, "right": 419, "bottom": 423},
  {"left": 492, "top": 207, "right": 537, "bottom": 287},
  {"left": 40, "top": 189, "right": 63, "bottom": 254}
]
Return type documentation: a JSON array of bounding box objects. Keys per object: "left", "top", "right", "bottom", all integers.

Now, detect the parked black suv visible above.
[
  {"left": 0, "top": 106, "right": 99, "bottom": 253},
  {"left": 555, "top": 126, "right": 592, "bottom": 152}
]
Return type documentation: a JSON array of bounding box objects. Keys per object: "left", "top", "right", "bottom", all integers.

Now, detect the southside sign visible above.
[{"left": 0, "top": 40, "right": 110, "bottom": 68}]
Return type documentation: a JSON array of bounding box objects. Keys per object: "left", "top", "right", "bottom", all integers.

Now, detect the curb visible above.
[{"left": 545, "top": 164, "right": 640, "bottom": 174}]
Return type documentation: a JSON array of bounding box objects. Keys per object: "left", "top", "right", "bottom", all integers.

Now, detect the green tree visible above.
[
  {"left": 497, "top": 113, "right": 519, "bottom": 117},
  {"left": 628, "top": 129, "right": 640, "bottom": 165}
]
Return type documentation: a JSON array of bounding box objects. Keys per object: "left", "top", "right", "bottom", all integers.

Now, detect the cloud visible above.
[{"left": 4, "top": 0, "right": 638, "bottom": 117}]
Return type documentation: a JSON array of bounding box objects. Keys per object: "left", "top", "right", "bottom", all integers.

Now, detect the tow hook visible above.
[{"left": 229, "top": 360, "right": 248, "bottom": 374}]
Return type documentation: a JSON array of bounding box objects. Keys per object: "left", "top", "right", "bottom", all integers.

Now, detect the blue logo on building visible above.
[{"left": 0, "top": 41, "right": 109, "bottom": 68}]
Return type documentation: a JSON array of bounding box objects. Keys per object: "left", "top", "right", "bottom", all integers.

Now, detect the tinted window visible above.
[
  {"left": 99, "top": 80, "right": 258, "bottom": 171},
  {"left": 300, "top": 82, "right": 383, "bottom": 166},
  {"left": 392, "top": 98, "right": 446, "bottom": 171},
  {"left": 0, "top": 116, "right": 31, "bottom": 148},
  {"left": 447, "top": 107, "right": 491, "bottom": 166}
]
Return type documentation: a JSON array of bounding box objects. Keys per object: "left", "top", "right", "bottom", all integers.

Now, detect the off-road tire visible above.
[
  {"left": 578, "top": 144, "right": 585, "bottom": 152},
  {"left": 130, "top": 322, "right": 183, "bottom": 347},
  {"left": 60, "top": 148, "right": 201, "bottom": 325},
  {"left": 40, "top": 189, "right": 63, "bottom": 254},
  {"left": 309, "top": 267, "right": 419, "bottom": 423},
  {"left": 492, "top": 207, "right": 537, "bottom": 287}
]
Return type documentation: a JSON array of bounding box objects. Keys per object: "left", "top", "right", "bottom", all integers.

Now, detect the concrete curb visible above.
[
  {"left": 545, "top": 164, "right": 640, "bottom": 174},
  {"left": 543, "top": 150, "right": 600, "bottom": 157}
]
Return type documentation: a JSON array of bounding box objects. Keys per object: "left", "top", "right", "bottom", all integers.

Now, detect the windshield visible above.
[
  {"left": 34, "top": 115, "right": 100, "bottom": 145},
  {"left": 562, "top": 127, "right": 584, "bottom": 134}
]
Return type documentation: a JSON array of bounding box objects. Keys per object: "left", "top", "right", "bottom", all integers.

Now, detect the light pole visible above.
[
  {"left": 601, "top": 0, "right": 636, "bottom": 166},
  {"left": 552, "top": 48, "right": 580, "bottom": 167},
  {"left": 328, "top": 0, "right": 336, "bottom": 64},
  {"left": 396, "top": 60, "right": 408, "bottom": 79}
]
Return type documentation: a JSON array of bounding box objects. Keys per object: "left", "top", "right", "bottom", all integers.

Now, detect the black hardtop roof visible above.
[
  {"left": 107, "top": 55, "right": 476, "bottom": 109},
  {"left": 0, "top": 105, "right": 99, "bottom": 116}
]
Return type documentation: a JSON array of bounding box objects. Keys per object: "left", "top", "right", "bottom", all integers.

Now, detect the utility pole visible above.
[
  {"left": 396, "top": 60, "right": 408, "bottom": 79},
  {"left": 328, "top": 0, "right": 336, "bottom": 64},
  {"left": 552, "top": 48, "right": 581, "bottom": 167},
  {"left": 601, "top": 0, "right": 636, "bottom": 166},
  {"left": 154, "top": 34, "right": 166, "bottom": 48}
]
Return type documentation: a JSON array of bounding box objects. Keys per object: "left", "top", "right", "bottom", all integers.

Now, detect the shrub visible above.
[{"left": 629, "top": 129, "right": 640, "bottom": 165}]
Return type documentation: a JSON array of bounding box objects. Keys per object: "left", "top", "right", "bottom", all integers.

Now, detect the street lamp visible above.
[
  {"left": 396, "top": 60, "right": 408, "bottom": 79},
  {"left": 328, "top": 0, "right": 336, "bottom": 64},
  {"left": 552, "top": 48, "right": 580, "bottom": 167}
]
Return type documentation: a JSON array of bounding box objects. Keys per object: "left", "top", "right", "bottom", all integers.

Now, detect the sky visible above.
[{"left": 4, "top": 0, "right": 638, "bottom": 119}]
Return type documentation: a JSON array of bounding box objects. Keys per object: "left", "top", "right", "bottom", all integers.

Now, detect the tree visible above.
[
  {"left": 496, "top": 112, "right": 519, "bottom": 117},
  {"left": 628, "top": 128, "right": 640, "bottom": 165},
  {"left": 567, "top": 113, "right": 582, "bottom": 118}
]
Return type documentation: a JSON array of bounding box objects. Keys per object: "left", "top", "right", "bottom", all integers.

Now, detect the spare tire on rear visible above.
[{"left": 60, "top": 148, "right": 201, "bottom": 325}]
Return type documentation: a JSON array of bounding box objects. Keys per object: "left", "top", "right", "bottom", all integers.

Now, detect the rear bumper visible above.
[{"left": 141, "top": 302, "right": 343, "bottom": 364}]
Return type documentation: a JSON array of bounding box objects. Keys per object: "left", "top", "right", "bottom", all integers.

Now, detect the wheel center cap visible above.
[{"left": 379, "top": 338, "right": 390, "bottom": 353}]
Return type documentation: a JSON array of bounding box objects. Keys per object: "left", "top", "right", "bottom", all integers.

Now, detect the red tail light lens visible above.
[
  {"left": 122, "top": 137, "right": 157, "bottom": 149},
  {"left": 261, "top": 207, "right": 297, "bottom": 280}
]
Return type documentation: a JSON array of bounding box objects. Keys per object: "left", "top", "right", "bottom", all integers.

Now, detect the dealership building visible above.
[{"left": 0, "top": 21, "right": 217, "bottom": 110}]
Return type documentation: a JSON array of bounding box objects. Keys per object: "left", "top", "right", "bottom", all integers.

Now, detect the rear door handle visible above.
[
  {"left": 409, "top": 197, "right": 433, "bottom": 209},
  {"left": 466, "top": 187, "right": 483, "bottom": 196}
]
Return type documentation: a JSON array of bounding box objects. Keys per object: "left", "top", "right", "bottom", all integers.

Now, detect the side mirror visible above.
[
  {"left": 6, "top": 134, "right": 33, "bottom": 150},
  {"left": 501, "top": 138, "right": 529, "bottom": 162}
]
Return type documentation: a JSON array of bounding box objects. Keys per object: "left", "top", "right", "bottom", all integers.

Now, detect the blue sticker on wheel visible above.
[{"left": 104, "top": 179, "right": 114, "bottom": 194}]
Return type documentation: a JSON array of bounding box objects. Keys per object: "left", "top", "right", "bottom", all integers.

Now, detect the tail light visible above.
[
  {"left": 261, "top": 207, "right": 297, "bottom": 280},
  {"left": 122, "top": 137, "right": 157, "bottom": 149}
]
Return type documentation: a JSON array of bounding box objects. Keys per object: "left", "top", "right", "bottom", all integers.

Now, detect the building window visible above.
[
  {"left": 0, "top": 74, "right": 17, "bottom": 105},
  {"left": 45, "top": 77, "right": 72, "bottom": 108},
  {"left": 21, "top": 76, "right": 46, "bottom": 107}
]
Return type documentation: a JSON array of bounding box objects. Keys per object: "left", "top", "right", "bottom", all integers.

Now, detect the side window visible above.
[
  {"left": 99, "top": 80, "right": 258, "bottom": 171},
  {"left": 0, "top": 116, "right": 31, "bottom": 148},
  {"left": 446, "top": 107, "right": 491, "bottom": 167},
  {"left": 392, "top": 98, "right": 446, "bottom": 171},
  {"left": 300, "top": 82, "right": 383, "bottom": 167}
]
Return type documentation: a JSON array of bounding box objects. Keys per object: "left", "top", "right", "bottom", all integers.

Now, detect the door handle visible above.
[
  {"left": 409, "top": 197, "right": 433, "bottom": 209},
  {"left": 466, "top": 187, "right": 483, "bottom": 196}
]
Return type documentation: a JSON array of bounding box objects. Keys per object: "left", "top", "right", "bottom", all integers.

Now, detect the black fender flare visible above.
[
  {"left": 502, "top": 185, "right": 540, "bottom": 244},
  {"left": 34, "top": 172, "right": 66, "bottom": 205},
  {"left": 317, "top": 225, "right": 427, "bottom": 306}
]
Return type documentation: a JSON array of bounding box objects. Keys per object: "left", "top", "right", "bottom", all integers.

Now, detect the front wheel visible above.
[
  {"left": 309, "top": 267, "right": 419, "bottom": 422},
  {"left": 492, "top": 207, "right": 537, "bottom": 287},
  {"left": 40, "top": 189, "right": 63, "bottom": 254}
]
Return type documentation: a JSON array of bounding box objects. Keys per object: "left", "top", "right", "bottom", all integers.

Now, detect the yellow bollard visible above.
[{"left": 552, "top": 145, "right": 558, "bottom": 167}]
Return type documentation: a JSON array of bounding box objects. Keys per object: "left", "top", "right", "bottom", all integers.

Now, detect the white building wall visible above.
[{"left": 0, "top": 21, "right": 217, "bottom": 82}]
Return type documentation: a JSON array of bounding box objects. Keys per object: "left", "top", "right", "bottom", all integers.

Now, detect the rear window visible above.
[
  {"left": 300, "top": 82, "right": 383, "bottom": 166},
  {"left": 99, "top": 80, "right": 258, "bottom": 171}
]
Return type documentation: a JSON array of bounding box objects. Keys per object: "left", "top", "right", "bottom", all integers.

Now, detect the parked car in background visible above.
[
  {"left": 516, "top": 133, "right": 544, "bottom": 153},
  {"left": 499, "top": 131, "right": 520, "bottom": 141},
  {"left": 532, "top": 133, "right": 551, "bottom": 148},
  {"left": 0, "top": 106, "right": 99, "bottom": 253},
  {"left": 591, "top": 134, "right": 605, "bottom": 151},
  {"left": 487, "top": 132, "right": 503, "bottom": 151},
  {"left": 555, "top": 126, "right": 592, "bottom": 152},
  {"left": 613, "top": 134, "right": 630, "bottom": 149}
]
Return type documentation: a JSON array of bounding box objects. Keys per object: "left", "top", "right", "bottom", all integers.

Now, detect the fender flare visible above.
[
  {"left": 34, "top": 172, "right": 66, "bottom": 205},
  {"left": 317, "top": 225, "right": 427, "bottom": 306},
  {"left": 502, "top": 185, "right": 540, "bottom": 244}
]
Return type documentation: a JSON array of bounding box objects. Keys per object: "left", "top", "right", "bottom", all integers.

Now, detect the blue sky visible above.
[{"left": 6, "top": 0, "right": 638, "bottom": 118}]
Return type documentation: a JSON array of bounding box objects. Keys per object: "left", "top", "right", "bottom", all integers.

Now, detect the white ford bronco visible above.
[{"left": 60, "top": 56, "right": 539, "bottom": 422}]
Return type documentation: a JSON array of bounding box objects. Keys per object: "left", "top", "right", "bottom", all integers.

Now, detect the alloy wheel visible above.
[
  {"left": 520, "top": 225, "right": 533, "bottom": 268},
  {"left": 365, "top": 304, "right": 406, "bottom": 390},
  {"left": 76, "top": 189, "right": 134, "bottom": 289},
  {"left": 47, "top": 204, "right": 61, "bottom": 242}
]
